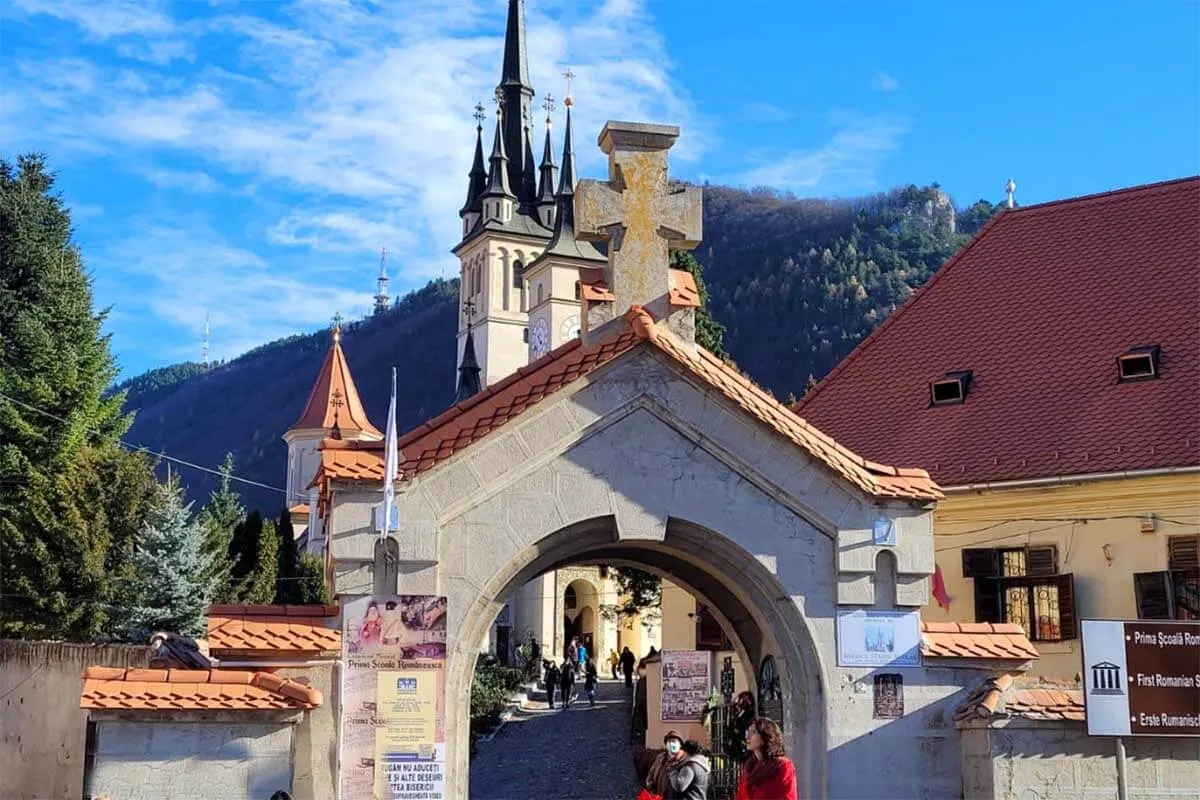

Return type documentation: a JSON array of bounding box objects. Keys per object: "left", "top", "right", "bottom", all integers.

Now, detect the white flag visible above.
[{"left": 382, "top": 366, "right": 399, "bottom": 538}]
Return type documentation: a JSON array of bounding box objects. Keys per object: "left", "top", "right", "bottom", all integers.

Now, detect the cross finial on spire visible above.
[
  {"left": 563, "top": 67, "right": 575, "bottom": 107},
  {"left": 331, "top": 312, "right": 344, "bottom": 342},
  {"left": 473, "top": 102, "right": 486, "bottom": 128},
  {"left": 543, "top": 94, "right": 555, "bottom": 124}
]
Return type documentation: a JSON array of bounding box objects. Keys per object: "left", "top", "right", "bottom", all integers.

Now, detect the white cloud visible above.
[
  {"left": 873, "top": 71, "right": 899, "bottom": 92},
  {"left": 4, "top": 0, "right": 705, "bottom": 369},
  {"left": 741, "top": 102, "right": 793, "bottom": 124},
  {"left": 737, "top": 113, "right": 911, "bottom": 192}
]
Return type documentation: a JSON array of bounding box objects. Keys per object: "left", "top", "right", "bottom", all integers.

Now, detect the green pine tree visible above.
[
  {"left": 296, "top": 554, "right": 330, "bottom": 605},
  {"left": 228, "top": 510, "right": 279, "bottom": 604},
  {"left": 669, "top": 249, "right": 726, "bottom": 357},
  {"left": 0, "top": 153, "right": 142, "bottom": 639},
  {"left": 274, "top": 508, "right": 301, "bottom": 604},
  {"left": 198, "top": 453, "right": 244, "bottom": 602},
  {"left": 115, "top": 474, "right": 215, "bottom": 640}
]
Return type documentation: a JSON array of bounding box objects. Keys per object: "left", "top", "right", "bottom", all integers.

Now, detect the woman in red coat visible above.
[{"left": 734, "top": 718, "right": 798, "bottom": 800}]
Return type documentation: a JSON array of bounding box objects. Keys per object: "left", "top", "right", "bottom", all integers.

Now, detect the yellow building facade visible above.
[{"left": 927, "top": 471, "right": 1200, "bottom": 677}]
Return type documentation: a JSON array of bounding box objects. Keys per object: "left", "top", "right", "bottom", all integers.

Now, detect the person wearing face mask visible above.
[
  {"left": 640, "top": 731, "right": 683, "bottom": 800},
  {"left": 666, "top": 739, "right": 710, "bottom": 800}
]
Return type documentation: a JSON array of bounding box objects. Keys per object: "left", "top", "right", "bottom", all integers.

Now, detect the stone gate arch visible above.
[{"left": 449, "top": 515, "right": 830, "bottom": 800}]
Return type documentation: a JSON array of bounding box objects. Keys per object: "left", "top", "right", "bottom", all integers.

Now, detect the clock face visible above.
[
  {"left": 530, "top": 317, "right": 550, "bottom": 358},
  {"left": 560, "top": 315, "right": 580, "bottom": 343}
]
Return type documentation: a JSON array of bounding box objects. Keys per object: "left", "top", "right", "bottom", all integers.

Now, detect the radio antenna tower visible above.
[
  {"left": 202, "top": 313, "right": 211, "bottom": 368},
  {"left": 374, "top": 247, "right": 390, "bottom": 315}
]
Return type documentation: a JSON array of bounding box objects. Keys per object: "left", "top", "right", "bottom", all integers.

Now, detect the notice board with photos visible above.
[
  {"left": 1080, "top": 619, "right": 1200, "bottom": 737},
  {"left": 340, "top": 595, "right": 449, "bottom": 800},
  {"left": 661, "top": 651, "right": 711, "bottom": 722}
]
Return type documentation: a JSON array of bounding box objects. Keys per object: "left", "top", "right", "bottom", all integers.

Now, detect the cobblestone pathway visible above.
[{"left": 469, "top": 679, "right": 639, "bottom": 800}]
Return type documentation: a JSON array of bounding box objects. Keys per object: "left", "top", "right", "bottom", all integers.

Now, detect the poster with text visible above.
[
  {"left": 661, "top": 650, "right": 711, "bottom": 722},
  {"left": 836, "top": 609, "right": 922, "bottom": 668},
  {"left": 340, "top": 595, "right": 448, "bottom": 800}
]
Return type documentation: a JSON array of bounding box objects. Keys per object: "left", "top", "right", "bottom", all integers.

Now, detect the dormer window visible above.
[
  {"left": 929, "top": 371, "right": 972, "bottom": 406},
  {"left": 1117, "top": 346, "right": 1160, "bottom": 382}
]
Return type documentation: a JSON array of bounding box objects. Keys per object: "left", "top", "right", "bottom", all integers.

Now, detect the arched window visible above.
[
  {"left": 574, "top": 280, "right": 581, "bottom": 300},
  {"left": 537, "top": 283, "right": 544, "bottom": 305},
  {"left": 512, "top": 261, "right": 523, "bottom": 289},
  {"left": 522, "top": 328, "right": 529, "bottom": 343},
  {"left": 564, "top": 585, "right": 577, "bottom": 610}
]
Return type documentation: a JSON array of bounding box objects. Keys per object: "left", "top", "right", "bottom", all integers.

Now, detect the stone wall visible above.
[
  {"left": 280, "top": 664, "right": 337, "bottom": 800},
  {"left": 960, "top": 719, "right": 1200, "bottom": 799},
  {"left": 87, "top": 719, "right": 294, "bottom": 799},
  {"left": 0, "top": 639, "right": 150, "bottom": 800}
]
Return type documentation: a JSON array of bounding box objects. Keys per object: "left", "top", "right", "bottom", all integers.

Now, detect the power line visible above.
[{"left": 0, "top": 391, "right": 286, "bottom": 495}]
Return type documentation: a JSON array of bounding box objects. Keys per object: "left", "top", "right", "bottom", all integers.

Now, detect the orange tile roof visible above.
[
  {"left": 580, "top": 267, "right": 615, "bottom": 302},
  {"left": 290, "top": 327, "right": 382, "bottom": 438},
  {"left": 921, "top": 621, "right": 1040, "bottom": 661},
  {"left": 667, "top": 269, "right": 701, "bottom": 308},
  {"left": 207, "top": 604, "right": 341, "bottom": 654},
  {"left": 80, "top": 667, "right": 323, "bottom": 711},
  {"left": 314, "top": 307, "right": 940, "bottom": 501},
  {"left": 288, "top": 503, "right": 311, "bottom": 519},
  {"left": 955, "top": 674, "right": 1085, "bottom": 723}
]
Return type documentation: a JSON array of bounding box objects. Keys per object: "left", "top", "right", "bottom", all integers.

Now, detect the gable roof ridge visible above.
[{"left": 1002, "top": 174, "right": 1199, "bottom": 216}]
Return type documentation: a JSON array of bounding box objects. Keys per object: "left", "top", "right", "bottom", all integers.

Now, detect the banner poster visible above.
[
  {"left": 660, "top": 650, "right": 711, "bottom": 722},
  {"left": 836, "top": 609, "right": 922, "bottom": 668},
  {"left": 340, "top": 595, "right": 448, "bottom": 800}
]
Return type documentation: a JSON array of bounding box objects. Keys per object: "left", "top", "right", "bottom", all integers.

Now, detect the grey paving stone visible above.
[{"left": 469, "top": 679, "right": 639, "bottom": 799}]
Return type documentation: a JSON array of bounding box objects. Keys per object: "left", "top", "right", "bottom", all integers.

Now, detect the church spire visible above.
[
  {"left": 519, "top": 107, "right": 539, "bottom": 214},
  {"left": 536, "top": 94, "right": 558, "bottom": 225},
  {"left": 460, "top": 103, "right": 489, "bottom": 222},
  {"left": 290, "top": 321, "right": 382, "bottom": 439},
  {"left": 541, "top": 79, "right": 605, "bottom": 262},
  {"left": 498, "top": 0, "right": 535, "bottom": 207},
  {"left": 455, "top": 302, "right": 482, "bottom": 403},
  {"left": 482, "top": 94, "right": 515, "bottom": 208}
]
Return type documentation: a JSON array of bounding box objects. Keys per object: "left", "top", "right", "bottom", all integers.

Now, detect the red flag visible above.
[{"left": 932, "top": 564, "right": 952, "bottom": 611}]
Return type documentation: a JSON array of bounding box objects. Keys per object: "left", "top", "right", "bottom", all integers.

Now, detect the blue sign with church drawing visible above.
[{"left": 836, "top": 609, "right": 922, "bottom": 668}]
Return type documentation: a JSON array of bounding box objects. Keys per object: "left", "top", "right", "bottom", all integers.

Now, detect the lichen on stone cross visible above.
[{"left": 574, "top": 121, "right": 702, "bottom": 319}]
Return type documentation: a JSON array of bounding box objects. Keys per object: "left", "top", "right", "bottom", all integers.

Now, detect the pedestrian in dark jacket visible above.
[
  {"left": 584, "top": 661, "right": 598, "bottom": 706},
  {"left": 620, "top": 646, "right": 636, "bottom": 687},
  {"left": 667, "top": 740, "right": 711, "bottom": 800},
  {"left": 558, "top": 659, "right": 574, "bottom": 708},
  {"left": 544, "top": 660, "right": 559, "bottom": 709}
]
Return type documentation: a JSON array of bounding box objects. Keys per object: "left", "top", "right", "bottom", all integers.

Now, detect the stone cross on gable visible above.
[{"left": 575, "top": 121, "right": 702, "bottom": 321}]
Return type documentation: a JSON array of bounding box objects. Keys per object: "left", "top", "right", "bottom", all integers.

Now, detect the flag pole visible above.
[{"left": 382, "top": 366, "right": 398, "bottom": 540}]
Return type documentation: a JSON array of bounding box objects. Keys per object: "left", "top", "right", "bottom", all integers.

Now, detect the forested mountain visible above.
[{"left": 119, "top": 184, "right": 1001, "bottom": 510}]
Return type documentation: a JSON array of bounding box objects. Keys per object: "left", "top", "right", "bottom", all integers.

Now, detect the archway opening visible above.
[{"left": 462, "top": 516, "right": 827, "bottom": 800}]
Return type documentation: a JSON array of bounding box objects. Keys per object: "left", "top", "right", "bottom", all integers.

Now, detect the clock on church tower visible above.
[
  {"left": 530, "top": 317, "right": 550, "bottom": 358},
  {"left": 560, "top": 315, "right": 580, "bottom": 343}
]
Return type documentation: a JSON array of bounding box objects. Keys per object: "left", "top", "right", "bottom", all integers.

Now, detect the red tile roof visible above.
[
  {"left": 207, "top": 604, "right": 341, "bottom": 655},
  {"left": 315, "top": 307, "right": 940, "bottom": 500},
  {"left": 955, "top": 674, "right": 1084, "bottom": 723},
  {"left": 921, "top": 621, "right": 1040, "bottom": 661},
  {"left": 794, "top": 177, "right": 1200, "bottom": 486},
  {"left": 289, "top": 327, "right": 382, "bottom": 438},
  {"left": 80, "top": 667, "right": 323, "bottom": 711}
]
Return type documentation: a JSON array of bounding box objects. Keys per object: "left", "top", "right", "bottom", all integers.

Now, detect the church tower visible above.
[{"left": 452, "top": 0, "right": 553, "bottom": 390}]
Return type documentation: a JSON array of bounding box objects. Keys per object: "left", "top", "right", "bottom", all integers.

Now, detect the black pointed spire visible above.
[
  {"left": 542, "top": 100, "right": 604, "bottom": 262},
  {"left": 455, "top": 327, "right": 482, "bottom": 403},
  {"left": 499, "top": 0, "right": 534, "bottom": 205},
  {"left": 537, "top": 95, "right": 558, "bottom": 208},
  {"left": 519, "top": 109, "right": 538, "bottom": 212},
  {"left": 482, "top": 97, "right": 514, "bottom": 200},
  {"left": 460, "top": 103, "right": 489, "bottom": 218}
]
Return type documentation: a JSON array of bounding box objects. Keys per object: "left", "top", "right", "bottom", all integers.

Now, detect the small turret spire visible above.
[
  {"left": 483, "top": 92, "right": 515, "bottom": 201},
  {"left": 536, "top": 94, "right": 558, "bottom": 225},
  {"left": 519, "top": 104, "right": 538, "bottom": 213},
  {"left": 540, "top": 75, "right": 604, "bottom": 263},
  {"left": 460, "top": 103, "right": 489, "bottom": 220},
  {"left": 1005, "top": 177, "right": 1016, "bottom": 209},
  {"left": 455, "top": 300, "right": 482, "bottom": 403}
]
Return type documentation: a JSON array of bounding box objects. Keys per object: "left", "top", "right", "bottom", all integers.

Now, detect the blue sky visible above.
[{"left": 3, "top": 0, "right": 1197, "bottom": 378}]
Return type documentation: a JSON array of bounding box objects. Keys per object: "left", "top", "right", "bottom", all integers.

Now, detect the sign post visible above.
[{"left": 1080, "top": 619, "right": 1200, "bottom": 800}]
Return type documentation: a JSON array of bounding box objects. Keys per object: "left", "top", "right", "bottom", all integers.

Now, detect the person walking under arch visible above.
[
  {"left": 543, "top": 660, "right": 560, "bottom": 709},
  {"left": 620, "top": 646, "right": 636, "bottom": 687},
  {"left": 734, "top": 718, "right": 797, "bottom": 800},
  {"left": 584, "top": 661, "right": 598, "bottom": 706},
  {"left": 609, "top": 648, "right": 621, "bottom": 679},
  {"left": 558, "top": 658, "right": 575, "bottom": 709}
]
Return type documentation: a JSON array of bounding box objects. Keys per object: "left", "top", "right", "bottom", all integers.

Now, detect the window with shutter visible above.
[
  {"left": 1026, "top": 545, "right": 1059, "bottom": 577},
  {"left": 974, "top": 579, "right": 1004, "bottom": 623},
  {"left": 1054, "top": 573, "right": 1077, "bottom": 640},
  {"left": 1134, "top": 571, "right": 1177, "bottom": 620},
  {"left": 1167, "top": 536, "right": 1200, "bottom": 572},
  {"left": 962, "top": 548, "right": 1000, "bottom": 578}
]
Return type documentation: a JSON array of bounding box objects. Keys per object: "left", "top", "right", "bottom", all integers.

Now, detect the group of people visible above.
[
  {"left": 542, "top": 637, "right": 599, "bottom": 709},
  {"left": 610, "top": 645, "right": 638, "bottom": 686},
  {"left": 639, "top": 693, "right": 797, "bottom": 800}
]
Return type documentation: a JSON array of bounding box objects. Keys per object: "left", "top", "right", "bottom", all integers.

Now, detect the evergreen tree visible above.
[
  {"left": 296, "top": 554, "right": 330, "bottom": 605},
  {"left": 670, "top": 249, "right": 726, "bottom": 357},
  {"left": 198, "top": 453, "right": 243, "bottom": 602},
  {"left": 274, "top": 508, "right": 301, "bottom": 604},
  {"left": 228, "top": 510, "right": 279, "bottom": 604},
  {"left": 0, "top": 153, "right": 141, "bottom": 639},
  {"left": 115, "top": 475, "right": 215, "bottom": 640}
]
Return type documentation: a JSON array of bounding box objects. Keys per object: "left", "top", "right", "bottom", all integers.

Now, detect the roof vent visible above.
[
  {"left": 1117, "top": 346, "right": 1160, "bottom": 382},
  {"left": 929, "top": 371, "right": 972, "bottom": 406}
]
